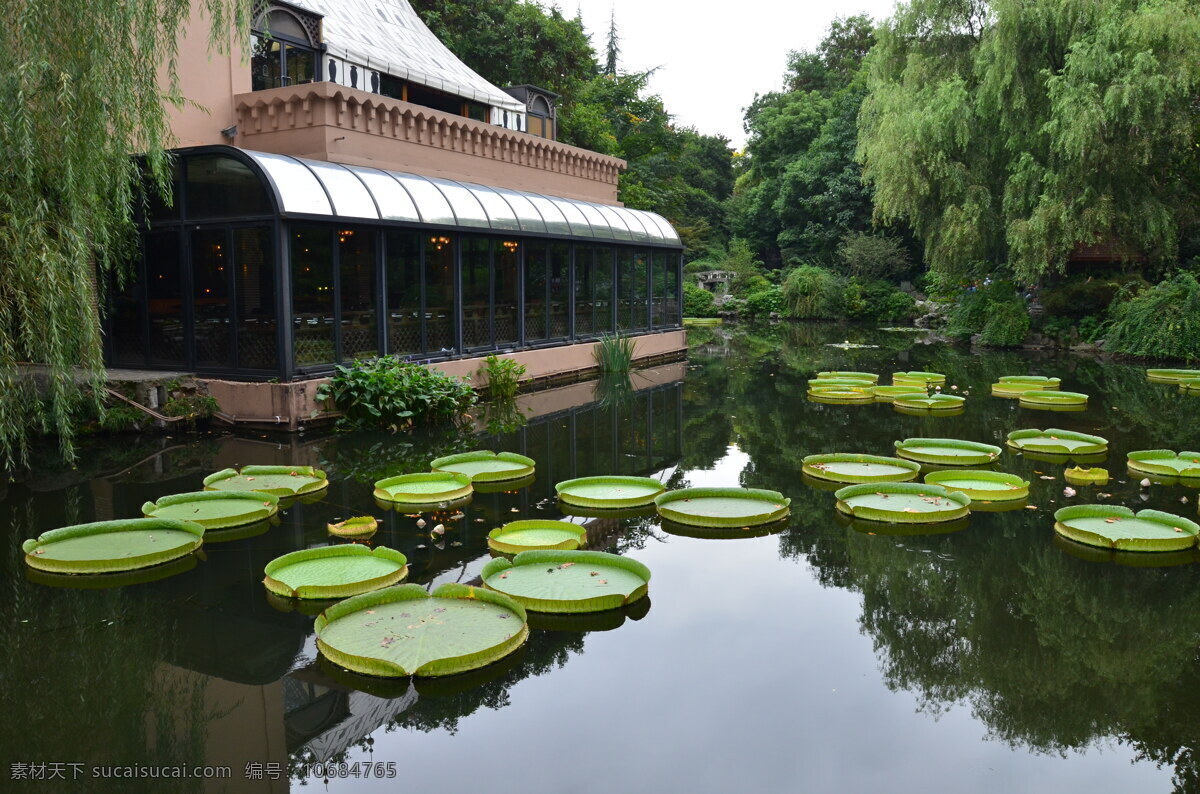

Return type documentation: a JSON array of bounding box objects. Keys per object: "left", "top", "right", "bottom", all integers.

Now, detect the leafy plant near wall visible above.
[
  {"left": 480, "top": 354, "right": 526, "bottom": 400},
  {"left": 160, "top": 380, "right": 220, "bottom": 427},
  {"left": 316, "top": 358, "right": 476, "bottom": 431},
  {"left": 594, "top": 333, "right": 635, "bottom": 373},
  {"left": 1105, "top": 273, "right": 1200, "bottom": 361}
]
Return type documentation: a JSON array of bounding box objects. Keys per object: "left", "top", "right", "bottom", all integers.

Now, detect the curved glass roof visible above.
[{"left": 244, "top": 149, "right": 681, "bottom": 246}]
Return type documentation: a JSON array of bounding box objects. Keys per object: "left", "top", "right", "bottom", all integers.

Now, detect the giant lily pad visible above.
[
  {"left": 1053, "top": 534, "right": 1196, "bottom": 568},
  {"left": 924, "top": 470, "right": 1029, "bottom": 501},
  {"left": 1006, "top": 428, "right": 1108, "bottom": 456},
  {"left": 1064, "top": 466, "right": 1109, "bottom": 486},
  {"left": 836, "top": 510, "right": 970, "bottom": 536},
  {"left": 143, "top": 491, "right": 279, "bottom": 529},
  {"left": 373, "top": 472, "right": 474, "bottom": 504},
  {"left": 555, "top": 475, "right": 665, "bottom": 509},
  {"left": 1178, "top": 378, "right": 1200, "bottom": 393},
  {"left": 556, "top": 502, "right": 657, "bottom": 520},
  {"left": 655, "top": 487, "right": 790, "bottom": 527},
  {"left": 817, "top": 371, "right": 878, "bottom": 384},
  {"left": 526, "top": 597, "right": 651, "bottom": 632},
  {"left": 205, "top": 516, "right": 278, "bottom": 544},
  {"left": 892, "top": 371, "right": 946, "bottom": 387},
  {"left": 315, "top": 583, "right": 528, "bottom": 678},
  {"left": 894, "top": 438, "right": 1002, "bottom": 466},
  {"left": 891, "top": 393, "right": 965, "bottom": 412},
  {"left": 488, "top": 520, "right": 587, "bottom": 554},
  {"left": 834, "top": 482, "right": 971, "bottom": 524},
  {"left": 23, "top": 518, "right": 204, "bottom": 574},
  {"left": 991, "top": 376, "right": 1061, "bottom": 396},
  {"left": 1019, "top": 390, "right": 1088, "bottom": 408},
  {"left": 1053, "top": 505, "right": 1199, "bottom": 552},
  {"left": 1147, "top": 368, "right": 1200, "bottom": 384},
  {"left": 481, "top": 550, "right": 650, "bottom": 613},
  {"left": 801, "top": 453, "right": 920, "bottom": 484},
  {"left": 430, "top": 451, "right": 536, "bottom": 482},
  {"left": 1127, "top": 450, "right": 1200, "bottom": 478},
  {"left": 474, "top": 474, "right": 537, "bottom": 494},
  {"left": 203, "top": 465, "right": 328, "bottom": 497},
  {"left": 263, "top": 545, "right": 408, "bottom": 599},
  {"left": 660, "top": 517, "right": 790, "bottom": 539},
  {"left": 807, "top": 385, "right": 875, "bottom": 404},
  {"left": 26, "top": 553, "right": 199, "bottom": 589},
  {"left": 808, "top": 377, "right": 876, "bottom": 389},
  {"left": 872, "top": 385, "right": 920, "bottom": 402},
  {"left": 328, "top": 516, "right": 379, "bottom": 538}
]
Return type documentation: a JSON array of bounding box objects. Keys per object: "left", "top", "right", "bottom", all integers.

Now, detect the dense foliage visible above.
[
  {"left": 480, "top": 354, "right": 526, "bottom": 400},
  {"left": 1105, "top": 273, "right": 1200, "bottom": 361},
  {"left": 316, "top": 358, "right": 476, "bottom": 431},
  {"left": 945, "top": 283, "right": 1031, "bottom": 348}
]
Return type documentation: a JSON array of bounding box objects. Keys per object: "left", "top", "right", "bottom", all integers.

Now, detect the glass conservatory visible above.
[{"left": 107, "top": 146, "right": 683, "bottom": 381}]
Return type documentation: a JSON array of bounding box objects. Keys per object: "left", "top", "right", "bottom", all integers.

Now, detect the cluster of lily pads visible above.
[{"left": 807, "top": 370, "right": 969, "bottom": 414}]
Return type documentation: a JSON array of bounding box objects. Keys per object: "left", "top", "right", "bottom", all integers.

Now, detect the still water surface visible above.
[{"left": 4, "top": 323, "right": 1200, "bottom": 792}]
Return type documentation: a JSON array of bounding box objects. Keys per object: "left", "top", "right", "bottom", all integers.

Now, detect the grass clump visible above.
[
  {"left": 945, "top": 281, "right": 1029, "bottom": 347},
  {"left": 594, "top": 333, "right": 635, "bottom": 373},
  {"left": 1105, "top": 272, "right": 1200, "bottom": 361},
  {"left": 480, "top": 354, "right": 526, "bottom": 400},
  {"left": 781, "top": 265, "right": 845, "bottom": 320},
  {"left": 317, "top": 357, "right": 476, "bottom": 431}
]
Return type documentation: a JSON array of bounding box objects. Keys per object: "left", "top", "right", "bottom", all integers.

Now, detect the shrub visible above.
[
  {"left": 836, "top": 232, "right": 912, "bottom": 281},
  {"left": 594, "top": 333, "right": 636, "bottom": 372},
  {"left": 781, "top": 265, "right": 846, "bottom": 319},
  {"left": 480, "top": 354, "right": 526, "bottom": 400},
  {"left": 317, "top": 358, "right": 476, "bottom": 431},
  {"left": 1105, "top": 272, "right": 1200, "bottom": 360},
  {"left": 741, "top": 286, "right": 784, "bottom": 318},
  {"left": 683, "top": 282, "right": 717, "bottom": 317},
  {"left": 1039, "top": 273, "right": 1149, "bottom": 320},
  {"left": 946, "top": 281, "right": 1030, "bottom": 347}
]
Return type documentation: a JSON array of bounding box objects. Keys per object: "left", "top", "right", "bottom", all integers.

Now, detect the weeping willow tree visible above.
[
  {"left": 0, "top": 0, "right": 248, "bottom": 469},
  {"left": 857, "top": 0, "right": 1200, "bottom": 283}
]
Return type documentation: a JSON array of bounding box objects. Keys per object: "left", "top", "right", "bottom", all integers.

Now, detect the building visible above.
[{"left": 106, "top": 0, "right": 684, "bottom": 422}]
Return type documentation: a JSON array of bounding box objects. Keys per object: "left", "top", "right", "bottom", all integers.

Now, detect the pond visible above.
[{"left": 4, "top": 323, "right": 1200, "bottom": 792}]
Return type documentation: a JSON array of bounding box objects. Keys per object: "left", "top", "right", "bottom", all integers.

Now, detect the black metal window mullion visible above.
[
  {"left": 276, "top": 219, "right": 293, "bottom": 381},
  {"left": 224, "top": 227, "right": 238, "bottom": 370},
  {"left": 488, "top": 240, "right": 496, "bottom": 350},
  {"left": 418, "top": 235, "right": 428, "bottom": 355},
  {"left": 375, "top": 228, "right": 387, "bottom": 358},
  {"left": 516, "top": 240, "right": 525, "bottom": 346},
  {"left": 453, "top": 236, "right": 463, "bottom": 356},
  {"left": 567, "top": 243, "right": 576, "bottom": 341},
  {"left": 331, "top": 227, "right": 343, "bottom": 363},
  {"left": 181, "top": 227, "right": 196, "bottom": 371}
]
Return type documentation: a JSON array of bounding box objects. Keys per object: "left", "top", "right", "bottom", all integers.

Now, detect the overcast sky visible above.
[{"left": 569, "top": 0, "right": 900, "bottom": 150}]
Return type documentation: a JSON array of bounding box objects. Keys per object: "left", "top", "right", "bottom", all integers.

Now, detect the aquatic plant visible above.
[
  {"left": 142, "top": 491, "right": 279, "bottom": 529},
  {"left": 834, "top": 482, "right": 971, "bottom": 524},
  {"left": 1054, "top": 506, "right": 1199, "bottom": 552},
  {"left": 373, "top": 472, "right": 474, "bottom": 504},
  {"left": 807, "top": 385, "right": 876, "bottom": 404},
  {"left": 316, "top": 357, "right": 477, "bottom": 431},
  {"left": 802, "top": 453, "right": 920, "bottom": 484},
  {"left": 1064, "top": 467, "right": 1109, "bottom": 486},
  {"left": 817, "top": 371, "right": 879, "bottom": 383},
  {"left": 263, "top": 545, "right": 407, "bottom": 599},
  {"left": 555, "top": 475, "right": 665, "bottom": 509},
  {"left": 1146, "top": 368, "right": 1200, "bottom": 384},
  {"left": 924, "top": 470, "right": 1029, "bottom": 501},
  {"left": 892, "top": 371, "right": 946, "bottom": 387},
  {"left": 430, "top": 450, "right": 536, "bottom": 482},
  {"left": 1126, "top": 450, "right": 1200, "bottom": 478},
  {"left": 481, "top": 550, "right": 650, "bottom": 613},
  {"left": 892, "top": 393, "right": 964, "bottom": 411},
  {"left": 893, "top": 438, "right": 1002, "bottom": 466},
  {"left": 480, "top": 354, "right": 526, "bottom": 400},
  {"left": 315, "top": 584, "right": 529, "bottom": 677},
  {"left": 488, "top": 520, "right": 588, "bottom": 554},
  {"left": 655, "top": 487, "right": 791, "bottom": 528},
  {"left": 22, "top": 518, "right": 204, "bottom": 574},
  {"left": 327, "top": 516, "right": 379, "bottom": 538},
  {"left": 1006, "top": 429, "right": 1108, "bottom": 456},
  {"left": 1018, "top": 390, "right": 1088, "bottom": 408},
  {"left": 203, "top": 465, "right": 329, "bottom": 497},
  {"left": 594, "top": 332, "right": 636, "bottom": 373}
]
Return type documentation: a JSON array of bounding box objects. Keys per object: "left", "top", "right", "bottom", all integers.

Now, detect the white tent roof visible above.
[{"left": 284, "top": 0, "right": 525, "bottom": 112}]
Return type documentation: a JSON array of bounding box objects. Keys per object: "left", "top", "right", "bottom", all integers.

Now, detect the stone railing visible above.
[{"left": 233, "top": 82, "right": 626, "bottom": 204}]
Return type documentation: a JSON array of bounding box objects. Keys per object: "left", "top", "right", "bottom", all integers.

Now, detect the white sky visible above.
[{"left": 569, "top": 0, "right": 900, "bottom": 150}]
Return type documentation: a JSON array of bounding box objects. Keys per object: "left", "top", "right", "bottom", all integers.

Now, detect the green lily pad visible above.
[
  {"left": 1127, "top": 450, "right": 1200, "bottom": 478},
  {"left": 555, "top": 475, "right": 665, "bottom": 509},
  {"left": 1064, "top": 466, "right": 1109, "bottom": 486},
  {"left": 892, "top": 393, "right": 965, "bottom": 411},
  {"left": 1053, "top": 505, "right": 1199, "bottom": 552},
  {"left": 878, "top": 327, "right": 926, "bottom": 332},
  {"left": 430, "top": 450, "right": 536, "bottom": 482},
  {"left": 315, "top": 583, "right": 529, "bottom": 678},
  {"left": 263, "top": 545, "right": 408, "bottom": 599},
  {"left": 203, "top": 465, "right": 329, "bottom": 497},
  {"left": 373, "top": 472, "right": 474, "bottom": 503},
  {"left": 205, "top": 517, "right": 278, "bottom": 544},
  {"left": 25, "top": 553, "right": 199, "bottom": 589},
  {"left": 1147, "top": 368, "right": 1200, "bottom": 384},
  {"left": 328, "top": 516, "right": 379, "bottom": 538},
  {"left": 1019, "top": 390, "right": 1088, "bottom": 407},
  {"left": 1053, "top": 534, "right": 1197, "bottom": 568},
  {"left": 22, "top": 518, "right": 205, "bottom": 574},
  {"left": 488, "top": 520, "right": 587, "bottom": 554},
  {"left": 923, "top": 469, "right": 1030, "bottom": 501},
  {"left": 1006, "top": 428, "right": 1109, "bottom": 455},
  {"left": 969, "top": 498, "right": 1030, "bottom": 513},
  {"left": 142, "top": 491, "right": 279, "bottom": 529},
  {"left": 801, "top": 453, "right": 920, "bottom": 484},
  {"left": 872, "top": 385, "right": 920, "bottom": 402},
  {"left": 526, "top": 598, "right": 651, "bottom": 632},
  {"left": 474, "top": 473, "right": 537, "bottom": 493},
  {"left": 807, "top": 385, "right": 875, "bottom": 404},
  {"left": 894, "top": 438, "right": 1002, "bottom": 466},
  {"left": 892, "top": 371, "right": 946, "bottom": 386},
  {"left": 991, "top": 376, "right": 1061, "bottom": 396},
  {"left": 808, "top": 377, "right": 876, "bottom": 389},
  {"left": 1178, "top": 378, "right": 1200, "bottom": 393},
  {"left": 660, "top": 517, "right": 790, "bottom": 539},
  {"left": 834, "top": 482, "right": 971, "bottom": 524},
  {"left": 375, "top": 495, "right": 474, "bottom": 514},
  {"left": 481, "top": 550, "right": 650, "bottom": 613},
  {"left": 836, "top": 511, "right": 970, "bottom": 536},
  {"left": 817, "top": 371, "right": 879, "bottom": 384},
  {"left": 654, "top": 487, "right": 791, "bottom": 527}
]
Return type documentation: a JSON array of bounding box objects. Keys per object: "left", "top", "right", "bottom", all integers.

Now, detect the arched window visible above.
[
  {"left": 251, "top": 8, "right": 320, "bottom": 91},
  {"left": 527, "top": 94, "right": 554, "bottom": 139}
]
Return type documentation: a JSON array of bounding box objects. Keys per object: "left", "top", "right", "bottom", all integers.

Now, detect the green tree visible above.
[
  {"left": 858, "top": 0, "right": 1200, "bottom": 282},
  {"left": 0, "top": 0, "right": 248, "bottom": 467}
]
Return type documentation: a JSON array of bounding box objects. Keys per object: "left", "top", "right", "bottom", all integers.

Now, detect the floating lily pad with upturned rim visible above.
[
  {"left": 801, "top": 453, "right": 920, "bottom": 484},
  {"left": 143, "top": 491, "right": 279, "bottom": 529},
  {"left": 328, "top": 516, "right": 379, "bottom": 538},
  {"left": 205, "top": 517, "right": 278, "bottom": 544},
  {"left": 1019, "top": 390, "right": 1088, "bottom": 407},
  {"left": 1053, "top": 534, "right": 1196, "bottom": 568},
  {"left": 474, "top": 474, "right": 536, "bottom": 494},
  {"left": 526, "top": 598, "right": 651, "bottom": 632},
  {"left": 894, "top": 438, "right": 1002, "bottom": 466},
  {"left": 373, "top": 472, "right": 474, "bottom": 503},
  {"left": 488, "top": 520, "right": 587, "bottom": 554},
  {"left": 263, "top": 545, "right": 408, "bottom": 599},
  {"left": 23, "top": 518, "right": 205, "bottom": 574},
  {"left": 836, "top": 511, "right": 970, "bottom": 536},
  {"left": 1178, "top": 378, "right": 1200, "bottom": 393},
  {"left": 872, "top": 385, "right": 919, "bottom": 402},
  {"left": 481, "top": 550, "right": 650, "bottom": 613},
  {"left": 660, "top": 517, "right": 790, "bottom": 539},
  {"left": 1006, "top": 428, "right": 1108, "bottom": 455},
  {"left": 26, "top": 553, "right": 199, "bottom": 588},
  {"left": 315, "top": 583, "right": 528, "bottom": 678},
  {"left": 835, "top": 482, "right": 971, "bottom": 524},
  {"left": 375, "top": 495, "right": 473, "bottom": 514},
  {"left": 817, "top": 371, "right": 879, "bottom": 384},
  {"left": 430, "top": 451, "right": 536, "bottom": 482},
  {"left": 555, "top": 475, "right": 665, "bottom": 509},
  {"left": 1064, "top": 467, "right": 1109, "bottom": 486},
  {"left": 1127, "top": 450, "right": 1200, "bottom": 478},
  {"left": 809, "top": 377, "right": 876, "bottom": 389},
  {"left": 1053, "top": 505, "right": 1199, "bottom": 552},
  {"left": 556, "top": 502, "right": 656, "bottom": 520},
  {"left": 991, "top": 376, "right": 1061, "bottom": 396},
  {"left": 655, "top": 487, "right": 790, "bottom": 527},
  {"left": 1147, "top": 368, "right": 1200, "bottom": 384},
  {"left": 807, "top": 386, "right": 875, "bottom": 404},
  {"left": 924, "top": 470, "right": 1029, "bottom": 501},
  {"left": 203, "top": 465, "right": 329, "bottom": 497},
  {"left": 892, "top": 393, "right": 965, "bottom": 411},
  {"left": 892, "top": 371, "right": 946, "bottom": 387}
]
